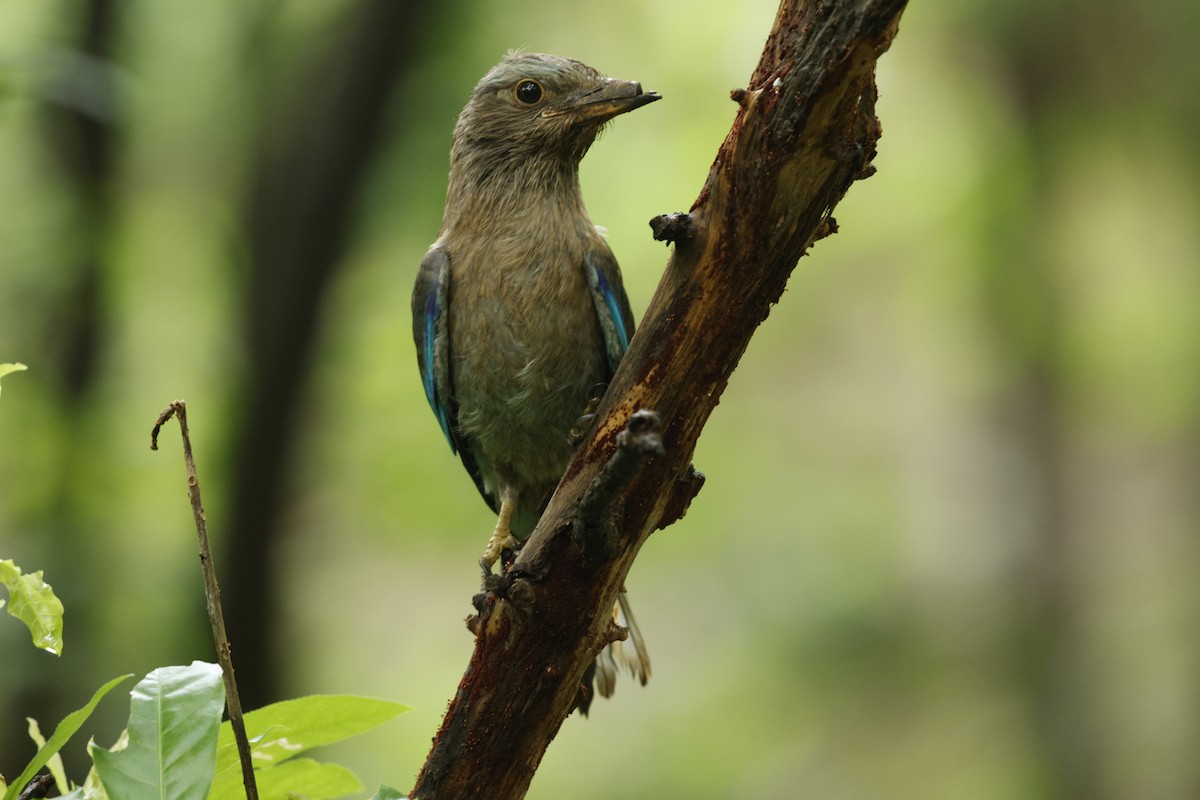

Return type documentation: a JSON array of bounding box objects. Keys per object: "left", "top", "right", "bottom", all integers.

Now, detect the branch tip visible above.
[
  {"left": 150, "top": 400, "right": 186, "bottom": 450},
  {"left": 650, "top": 212, "right": 696, "bottom": 245}
]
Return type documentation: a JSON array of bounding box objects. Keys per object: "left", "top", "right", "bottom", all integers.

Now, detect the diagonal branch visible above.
[{"left": 411, "top": 1, "right": 908, "bottom": 797}]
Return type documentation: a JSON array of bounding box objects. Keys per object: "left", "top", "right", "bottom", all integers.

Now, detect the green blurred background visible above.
[{"left": 2, "top": 0, "right": 1198, "bottom": 797}]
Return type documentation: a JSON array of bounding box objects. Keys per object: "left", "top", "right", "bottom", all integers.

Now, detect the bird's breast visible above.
[{"left": 448, "top": 230, "right": 608, "bottom": 486}]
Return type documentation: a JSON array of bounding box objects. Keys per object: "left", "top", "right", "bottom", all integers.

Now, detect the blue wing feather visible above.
[
  {"left": 422, "top": 289, "right": 454, "bottom": 448},
  {"left": 593, "top": 268, "right": 630, "bottom": 353},
  {"left": 412, "top": 246, "right": 496, "bottom": 511},
  {"left": 412, "top": 247, "right": 456, "bottom": 453},
  {"left": 584, "top": 249, "right": 637, "bottom": 373}
]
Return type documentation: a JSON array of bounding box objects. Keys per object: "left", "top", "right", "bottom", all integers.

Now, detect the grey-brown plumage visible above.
[{"left": 412, "top": 52, "right": 658, "bottom": 708}]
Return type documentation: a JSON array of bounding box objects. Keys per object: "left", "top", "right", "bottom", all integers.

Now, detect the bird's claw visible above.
[
  {"left": 568, "top": 414, "right": 596, "bottom": 445},
  {"left": 480, "top": 530, "right": 520, "bottom": 576},
  {"left": 568, "top": 389, "right": 606, "bottom": 445}
]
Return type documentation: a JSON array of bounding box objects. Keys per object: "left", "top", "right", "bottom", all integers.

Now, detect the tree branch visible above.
[{"left": 410, "top": 1, "right": 908, "bottom": 797}]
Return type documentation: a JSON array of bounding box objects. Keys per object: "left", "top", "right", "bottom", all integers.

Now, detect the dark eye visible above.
[{"left": 515, "top": 80, "right": 543, "bottom": 105}]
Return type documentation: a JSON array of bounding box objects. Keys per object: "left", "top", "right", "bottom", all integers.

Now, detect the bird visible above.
[{"left": 412, "top": 52, "right": 658, "bottom": 708}]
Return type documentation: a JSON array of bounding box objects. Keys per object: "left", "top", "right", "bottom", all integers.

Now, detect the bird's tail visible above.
[{"left": 594, "top": 590, "right": 651, "bottom": 699}]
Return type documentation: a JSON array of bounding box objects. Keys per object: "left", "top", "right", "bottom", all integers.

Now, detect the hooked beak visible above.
[{"left": 558, "top": 79, "right": 661, "bottom": 124}]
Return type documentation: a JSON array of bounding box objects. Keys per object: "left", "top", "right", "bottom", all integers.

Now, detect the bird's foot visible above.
[
  {"left": 568, "top": 388, "right": 607, "bottom": 445},
  {"left": 479, "top": 526, "right": 520, "bottom": 576}
]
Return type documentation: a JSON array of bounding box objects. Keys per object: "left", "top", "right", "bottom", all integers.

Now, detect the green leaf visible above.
[
  {"left": 208, "top": 759, "right": 363, "bottom": 800},
  {"left": 25, "top": 717, "right": 69, "bottom": 795},
  {"left": 0, "top": 559, "right": 65, "bottom": 655},
  {"left": 369, "top": 787, "right": 408, "bottom": 800},
  {"left": 251, "top": 758, "right": 361, "bottom": 800},
  {"left": 57, "top": 773, "right": 108, "bottom": 800},
  {"left": 93, "top": 662, "right": 226, "bottom": 800},
  {"left": 207, "top": 695, "right": 408, "bottom": 800},
  {"left": 0, "top": 362, "right": 26, "bottom": 397},
  {"left": 64, "top": 754, "right": 112, "bottom": 800},
  {"left": 1, "top": 674, "right": 131, "bottom": 800}
]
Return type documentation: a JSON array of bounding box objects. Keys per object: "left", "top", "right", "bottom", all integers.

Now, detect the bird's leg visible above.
[{"left": 479, "top": 486, "right": 520, "bottom": 574}]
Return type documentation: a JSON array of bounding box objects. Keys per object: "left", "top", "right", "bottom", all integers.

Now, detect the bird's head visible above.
[{"left": 451, "top": 52, "right": 660, "bottom": 169}]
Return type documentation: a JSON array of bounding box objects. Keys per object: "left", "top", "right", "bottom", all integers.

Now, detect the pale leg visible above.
[{"left": 480, "top": 487, "right": 520, "bottom": 572}]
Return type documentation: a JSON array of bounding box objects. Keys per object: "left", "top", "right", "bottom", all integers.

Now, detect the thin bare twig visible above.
[{"left": 151, "top": 401, "right": 258, "bottom": 800}]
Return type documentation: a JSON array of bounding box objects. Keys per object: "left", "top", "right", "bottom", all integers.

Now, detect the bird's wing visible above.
[
  {"left": 412, "top": 245, "right": 456, "bottom": 451},
  {"left": 412, "top": 245, "right": 497, "bottom": 512},
  {"left": 584, "top": 247, "right": 637, "bottom": 374}
]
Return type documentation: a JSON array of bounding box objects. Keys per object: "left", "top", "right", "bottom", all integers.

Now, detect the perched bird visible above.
[{"left": 412, "top": 52, "right": 658, "bottom": 706}]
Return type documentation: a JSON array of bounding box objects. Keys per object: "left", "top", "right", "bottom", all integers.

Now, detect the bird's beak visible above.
[{"left": 560, "top": 79, "right": 661, "bottom": 124}]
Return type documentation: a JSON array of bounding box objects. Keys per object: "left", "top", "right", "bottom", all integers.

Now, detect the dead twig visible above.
[{"left": 151, "top": 401, "right": 258, "bottom": 800}]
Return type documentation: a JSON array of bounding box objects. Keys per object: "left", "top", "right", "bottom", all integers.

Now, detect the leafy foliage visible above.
[
  {"left": 369, "top": 787, "right": 408, "bottom": 800},
  {"left": 3, "top": 664, "right": 408, "bottom": 800},
  {"left": 0, "top": 559, "right": 65, "bottom": 655},
  {"left": 93, "top": 662, "right": 226, "bottom": 800},
  {"left": 25, "top": 717, "right": 69, "bottom": 795},
  {"left": 0, "top": 362, "right": 25, "bottom": 397},
  {"left": 2, "top": 372, "right": 410, "bottom": 798},
  {"left": 236, "top": 758, "right": 361, "bottom": 799},
  {"left": 1, "top": 675, "right": 131, "bottom": 800},
  {"left": 208, "top": 694, "right": 410, "bottom": 800}
]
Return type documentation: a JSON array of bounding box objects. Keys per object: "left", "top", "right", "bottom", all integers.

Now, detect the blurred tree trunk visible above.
[
  {"left": 979, "top": 3, "right": 1198, "bottom": 797},
  {"left": 0, "top": 0, "right": 119, "bottom": 768},
  {"left": 45, "top": 0, "right": 113, "bottom": 401},
  {"left": 222, "top": 0, "right": 438, "bottom": 709},
  {"left": 974, "top": 87, "right": 1082, "bottom": 791}
]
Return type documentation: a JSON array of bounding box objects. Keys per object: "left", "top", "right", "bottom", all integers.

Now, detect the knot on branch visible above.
[
  {"left": 812, "top": 215, "right": 839, "bottom": 244},
  {"left": 468, "top": 564, "right": 537, "bottom": 636},
  {"left": 658, "top": 464, "right": 706, "bottom": 531},
  {"left": 730, "top": 86, "right": 762, "bottom": 109},
  {"left": 466, "top": 593, "right": 488, "bottom": 636},
  {"left": 650, "top": 212, "right": 696, "bottom": 246},
  {"left": 574, "top": 410, "right": 664, "bottom": 566},
  {"left": 602, "top": 615, "right": 629, "bottom": 648}
]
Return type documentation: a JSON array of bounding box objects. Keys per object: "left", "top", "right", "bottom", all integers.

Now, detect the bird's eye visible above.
[{"left": 515, "top": 80, "right": 543, "bottom": 105}]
